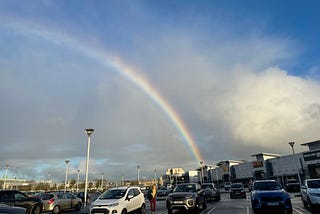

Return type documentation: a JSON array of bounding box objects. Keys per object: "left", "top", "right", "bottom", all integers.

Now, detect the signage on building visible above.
[{"left": 252, "top": 161, "right": 264, "bottom": 168}]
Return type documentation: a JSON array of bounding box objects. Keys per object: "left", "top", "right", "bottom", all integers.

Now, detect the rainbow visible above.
[{"left": 1, "top": 19, "right": 203, "bottom": 164}]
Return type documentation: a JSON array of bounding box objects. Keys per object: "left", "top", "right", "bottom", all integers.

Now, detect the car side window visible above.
[
  {"left": 0, "top": 192, "right": 13, "bottom": 200},
  {"left": 133, "top": 188, "right": 140, "bottom": 196},
  {"left": 127, "top": 189, "right": 135, "bottom": 198},
  {"left": 15, "top": 192, "right": 27, "bottom": 200}
]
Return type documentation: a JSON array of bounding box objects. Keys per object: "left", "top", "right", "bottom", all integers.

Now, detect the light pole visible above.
[
  {"left": 200, "top": 161, "right": 204, "bottom": 184},
  {"left": 84, "top": 128, "right": 94, "bottom": 207},
  {"left": 3, "top": 164, "right": 9, "bottom": 189},
  {"left": 101, "top": 172, "right": 104, "bottom": 191},
  {"left": 64, "top": 160, "right": 70, "bottom": 192},
  {"left": 288, "top": 141, "right": 301, "bottom": 184},
  {"left": 154, "top": 169, "right": 157, "bottom": 184},
  {"left": 77, "top": 169, "right": 80, "bottom": 192},
  {"left": 137, "top": 165, "right": 140, "bottom": 185},
  {"left": 289, "top": 142, "right": 295, "bottom": 154}
]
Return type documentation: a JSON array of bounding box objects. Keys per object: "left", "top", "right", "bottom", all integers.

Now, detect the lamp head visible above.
[
  {"left": 85, "top": 128, "right": 95, "bottom": 137},
  {"left": 289, "top": 141, "right": 295, "bottom": 147},
  {"left": 65, "top": 160, "right": 70, "bottom": 164}
]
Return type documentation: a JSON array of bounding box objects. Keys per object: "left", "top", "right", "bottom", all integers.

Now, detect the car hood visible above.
[
  {"left": 169, "top": 192, "right": 197, "bottom": 198},
  {"left": 91, "top": 198, "right": 121, "bottom": 206},
  {"left": 253, "top": 189, "right": 287, "bottom": 197}
]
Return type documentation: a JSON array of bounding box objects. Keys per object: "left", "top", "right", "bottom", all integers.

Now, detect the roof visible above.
[
  {"left": 251, "top": 153, "right": 280, "bottom": 157},
  {"left": 301, "top": 140, "right": 320, "bottom": 146}
]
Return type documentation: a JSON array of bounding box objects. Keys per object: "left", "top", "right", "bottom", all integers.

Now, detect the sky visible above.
[{"left": 1, "top": 0, "right": 320, "bottom": 183}]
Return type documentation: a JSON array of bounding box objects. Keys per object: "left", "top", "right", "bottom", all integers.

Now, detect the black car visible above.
[
  {"left": 230, "top": 183, "right": 246, "bottom": 198},
  {"left": 166, "top": 183, "right": 206, "bottom": 214},
  {"left": 0, "top": 190, "right": 43, "bottom": 214},
  {"left": 201, "top": 183, "right": 221, "bottom": 201}
]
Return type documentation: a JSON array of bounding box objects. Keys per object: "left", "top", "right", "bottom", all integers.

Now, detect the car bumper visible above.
[
  {"left": 308, "top": 194, "right": 320, "bottom": 205},
  {"left": 166, "top": 198, "right": 198, "bottom": 211}
]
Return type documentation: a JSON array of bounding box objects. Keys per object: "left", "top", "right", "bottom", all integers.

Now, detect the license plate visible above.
[
  {"left": 267, "top": 202, "right": 279, "bottom": 206},
  {"left": 173, "top": 201, "right": 184, "bottom": 204}
]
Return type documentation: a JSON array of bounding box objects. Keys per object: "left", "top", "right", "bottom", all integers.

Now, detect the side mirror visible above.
[{"left": 127, "top": 194, "right": 134, "bottom": 200}]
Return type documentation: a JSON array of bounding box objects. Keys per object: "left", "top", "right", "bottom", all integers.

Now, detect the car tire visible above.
[
  {"left": 31, "top": 205, "right": 41, "bottom": 214},
  {"left": 121, "top": 209, "right": 127, "bottom": 214},
  {"left": 75, "top": 202, "right": 82, "bottom": 211},
  {"left": 139, "top": 204, "right": 146, "bottom": 214},
  {"left": 52, "top": 205, "right": 60, "bottom": 214}
]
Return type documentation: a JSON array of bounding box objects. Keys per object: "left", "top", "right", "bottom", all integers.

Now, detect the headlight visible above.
[{"left": 106, "top": 203, "right": 119, "bottom": 207}]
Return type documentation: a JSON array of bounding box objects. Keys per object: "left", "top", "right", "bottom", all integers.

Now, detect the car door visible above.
[
  {"left": 58, "top": 193, "right": 68, "bottom": 210},
  {"left": 125, "top": 188, "right": 137, "bottom": 212},
  {"left": 65, "top": 192, "right": 75, "bottom": 208},
  {"left": 13, "top": 191, "right": 32, "bottom": 212},
  {"left": 0, "top": 191, "right": 15, "bottom": 206}
]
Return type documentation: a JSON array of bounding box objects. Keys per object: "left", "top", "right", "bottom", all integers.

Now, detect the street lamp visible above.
[
  {"left": 154, "top": 169, "right": 157, "bottom": 184},
  {"left": 288, "top": 141, "right": 301, "bottom": 185},
  {"left": 137, "top": 165, "right": 140, "bottom": 185},
  {"left": 64, "top": 160, "right": 70, "bottom": 192},
  {"left": 200, "top": 161, "right": 204, "bottom": 184},
  {"left": 3, "top": 164, "right": 9, "bottom": 190},
  {"left": 84, "top": 128, "right": 94, "bottom": 207},
  {"left": 77, "top": 169, "right": 80, "bottom": 192},
  {"left": 101, "top": 172, "right": 104, "bottom": 191},
  {"left": 289, "top": 142, "right": 295, "bottom": 154}
]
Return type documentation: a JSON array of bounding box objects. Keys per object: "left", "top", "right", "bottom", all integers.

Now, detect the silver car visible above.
[{"left": 35, "top": 192, "right": 82, "bottom": 214}]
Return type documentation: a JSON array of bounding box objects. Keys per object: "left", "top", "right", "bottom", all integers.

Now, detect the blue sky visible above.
[{"left": 1, "top": 0, "right": 320, "bottom": 182}]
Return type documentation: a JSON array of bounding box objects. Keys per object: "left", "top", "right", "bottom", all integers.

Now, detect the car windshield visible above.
[
  {"left": 99, "top": 189, "right": 127, "bottom": 199},
  {"left": 308, "top": 180, "right": 320, "bottom": 188},
  {"left": 254, "top": 181, "right": 282, "bottom": 191},
  {"left": 174, "top": 184, "right": 196, "bottom": 193},
  {"left": 201, "top": 184, "right": 213, "bottom": 189},
  {"left": 231, "top": 184, "right": 243, "bottom": 188}
]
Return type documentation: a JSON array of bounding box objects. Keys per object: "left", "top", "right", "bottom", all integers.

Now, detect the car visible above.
[
  {"left": 301, "top": 178, "right": 320, "bottom": 211},
  {"left": 166, "top": 183, "right": 207, "bottom": 214},
  {"left": 74, "top": 191, "right": 90, "bottom": 203},
  {"left": 251, "top": 180, "right": 292, "bottom": 214},
  {"left": 90, "top": 186, "right": 146, "bottom": 214},
  {"left": 0, "top": 203, "right": 27, "bottom": 214},
  {"left": 34, "top": 191, "right": 82, "bottom": 214},
  {"left": 224, "top": 182, "right": 232, "bottom": 191},
  {"left": 157, "top": 186, "right": 170, "bottom": 197},
  {"left": 284, "top": 179, "right": 300, "bottom": 192},
  {"left": 230, "top": 183, "right": 246, "bottom": 198},
  {"left": 0, "top": 190, "right": 43, "bottom": 214},
  {"left": 201, "top": 183, "right": 221, "bottom": 201}
]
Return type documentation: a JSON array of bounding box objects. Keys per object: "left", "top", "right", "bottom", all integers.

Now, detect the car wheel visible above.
[
  {"left": 32, "top": 205, "right": 41, "bottom": 214},
  {"left": 139, "top": 204, "right": 146, "bottom": 214},
  {"left": 52, "top": 205, "right": 60, "bottom": 214},
  {"left": 121, "top": 209, "right": 127, "bottom": 214},
  {"left": 75, "top": 202, "right": 82, "bottom": 211},
  {"left": 302, "top": 198, "right": 308, "bottom": 208}
]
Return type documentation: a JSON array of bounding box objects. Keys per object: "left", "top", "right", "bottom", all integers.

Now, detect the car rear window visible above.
[
  {"left": 41, "top": 194, "right": 54, "bottom": 200},
  {"left": 254, "top": 181, "right": 282, "bottom": 191}
]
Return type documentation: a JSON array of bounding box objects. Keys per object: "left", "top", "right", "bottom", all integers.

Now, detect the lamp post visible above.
[
  {"left": 200, "top": 161, "right": 204, "bottom": 184},
  {"left": 137, "top": 165, "right": 140, "bottom": 185},
  {"left": 3, "top": 164, "right": 9, "bottom": 189},
  {"left": 64, "top": 160, "right": 70, "bottom": 192},
  {"left": 154, "top": 169, "right": 157, "bottom": 184},
  {"left": 84, "top": 128, "right": 94, "bottom": 207},
  {"left": 101, "top": 172, "right": 104, "bottom": 191},
  {"left": 288, "top": 141, "right": 301, "bottom": 184},
  {"left": 77, "top": 169, "right": 80, "bottom": 192}
]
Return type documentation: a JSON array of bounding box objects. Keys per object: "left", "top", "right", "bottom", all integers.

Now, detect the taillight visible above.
[{"left": 48, "top": 199, "right": 54, "bottom": 204}]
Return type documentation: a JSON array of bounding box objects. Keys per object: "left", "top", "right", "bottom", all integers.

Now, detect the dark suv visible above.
[
  {"left": 0, "top": 190, "right": 43, "bottom": 214},
  {"left": 166, "top": 183, "right": 206, "bottom": 214}
]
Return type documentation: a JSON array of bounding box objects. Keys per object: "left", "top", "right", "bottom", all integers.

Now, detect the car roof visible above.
[{"left": 253, "top": 180, "right": 277, "bottom": 183}]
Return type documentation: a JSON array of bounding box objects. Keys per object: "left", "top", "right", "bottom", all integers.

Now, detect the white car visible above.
[
  {"left": 90, "top": 186, "right": 146, "bottom": 214},
  {"left": 301, "top": 178, "right": 320, "bottom": 210}
]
